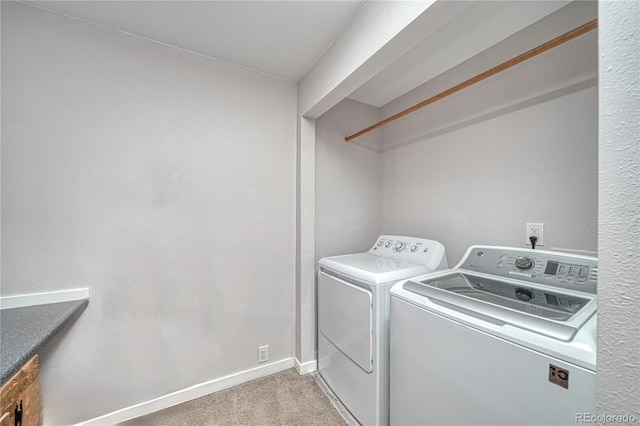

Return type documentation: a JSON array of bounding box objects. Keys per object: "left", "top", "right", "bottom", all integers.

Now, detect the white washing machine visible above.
[
  {"left": 318, "top": 235, "right": 448, "bottom": 426},
  {"left": 390, "top": 245, "right": 597, "bottom": 426}
]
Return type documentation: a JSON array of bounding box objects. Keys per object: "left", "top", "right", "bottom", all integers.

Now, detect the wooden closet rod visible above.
[{"left": 345, "top": 19, "right": 598, "bottom": 142}]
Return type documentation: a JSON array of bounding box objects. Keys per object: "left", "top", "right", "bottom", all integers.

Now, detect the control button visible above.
[
  {"left": 377, "top": 240, "right": 384, "bottom": 247},
  {"left": 385, "top": 241, "right": 393, "bottom": 248},
  {"left": 497, "top": 261, "right": 503, "bottom": 267},
  {"left": 395, "top": 242, "right": 407, "bottom": 251},
  {"left": 515, "top": 288, "right": 534, "bottom": 301},
  {"left": 410, "top": 245, "right": 419, "bottom": 253},
  {"left": 515, "top": 256, "right": 534, "bottom": 270}
]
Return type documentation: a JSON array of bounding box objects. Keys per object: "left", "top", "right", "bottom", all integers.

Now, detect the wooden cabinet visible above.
[{"left": 0, "top": 356, "right": 40, "bottom": 426}]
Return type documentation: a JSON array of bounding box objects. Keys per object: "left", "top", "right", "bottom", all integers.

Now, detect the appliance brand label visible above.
[{"left": 549, "top": 364, "right": 569, "bottom": 389}]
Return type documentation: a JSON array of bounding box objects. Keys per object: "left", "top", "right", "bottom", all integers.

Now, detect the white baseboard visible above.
[
  {"left": 0, "top": 288, "right": 90, "bottom": 309},
  {"left": 77, "top": 358, "right": 295, "bottom": 425},
  {"left": 294, "top": 357, "right": 317, "bottom": 374}
]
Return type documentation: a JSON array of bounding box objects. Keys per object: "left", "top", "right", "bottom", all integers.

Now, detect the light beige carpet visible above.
[{"left": 119, "top": 369, "right": 348, "bottom": 426}]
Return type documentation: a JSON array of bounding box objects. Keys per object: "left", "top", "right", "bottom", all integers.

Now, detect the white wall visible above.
[
  {"left": 597, "top": 0, "right": 640, "bottom": 418},
  {"left": 378, "top": 16, "right": 598, "bottom": 264},
  {"left": 380, "top": 86, "right": 598, "bottom": 264},
  {"left": 315, "top": 98, "right": 381, "bottom": 261},
  {"left": 1, "top": 3, "right": 296, "bottom": 424}
]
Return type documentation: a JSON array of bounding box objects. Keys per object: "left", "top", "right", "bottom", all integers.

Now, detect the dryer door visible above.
[{"left": 318, "top": 270, "right": 373, "bottom": 373}]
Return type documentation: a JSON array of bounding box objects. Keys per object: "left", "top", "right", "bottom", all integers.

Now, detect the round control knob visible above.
[
  {"left": 395, "top": 242, "right": 406, "bottom": 251},
  {"left": 410, "top": 245, "right": 419, "bottom": 253},
  {"left": 515, "top": 256, "right": 534, "bottom": 270},
  {"left": 385, "top": 241, "right": 392, "bottom": 248},
  {"left": 377, "top": 240, "right": 384, "bottom": 247},
  {"left": 515, "top": 288, "right": 534, "bottom": 301}
]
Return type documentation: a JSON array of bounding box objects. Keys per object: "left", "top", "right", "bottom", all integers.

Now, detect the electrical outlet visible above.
[
  {"left": 526, "top": 223, "right": 544, "bottom": 246},
  {"left": 258, "top": 345, "right": 269, "bottom": 363}
]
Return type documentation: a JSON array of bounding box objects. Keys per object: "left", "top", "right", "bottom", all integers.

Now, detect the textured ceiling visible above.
[{"left": 23, "top": 0, "right": 367, "bottom": 82}]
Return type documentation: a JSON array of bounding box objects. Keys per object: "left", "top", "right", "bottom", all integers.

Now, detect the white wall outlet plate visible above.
[
  {"left": 526, "top": 223, "right": 544, "bottom": 246},
  {"left": 258, "top": 345, "right": 269, "bottom": 363}
]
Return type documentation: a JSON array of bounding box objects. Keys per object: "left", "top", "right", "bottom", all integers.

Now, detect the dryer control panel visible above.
[
  {"left": 459, "top": 246, "right": 597, "bottom": 294},
  {"left": 368, "top": 235, "right": 448, "bottom": 271}
]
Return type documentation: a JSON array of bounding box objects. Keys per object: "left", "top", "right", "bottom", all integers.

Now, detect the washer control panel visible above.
[
  {"left": 368, "top": 235, "right": 447, "bottom": 267},
  {"left": 459, "top": 246, "right": 597, "bottom": 294}
]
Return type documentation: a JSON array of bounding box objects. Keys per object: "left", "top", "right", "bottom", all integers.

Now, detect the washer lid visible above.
[
  {"left": 425, "top": 273, "right": 590, "bottom": 322},
  {"left": 319, "top": 253, "right": 431, "bottom": 284},
  {"left": 397, "top": 271, "right": 596, "bottom": 342}
]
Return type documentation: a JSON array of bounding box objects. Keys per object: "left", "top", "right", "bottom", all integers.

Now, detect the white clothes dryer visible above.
[
  {"left": 390, "top": 245, "right": 597, "bottom": 426},
  {"left": 318, "top": 235, "right": 448, "bottom": 426}
]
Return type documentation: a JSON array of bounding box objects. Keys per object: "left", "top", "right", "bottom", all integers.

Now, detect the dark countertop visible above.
[{"left": 0, "top": 299, "right": 89, "bottom": 385}]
